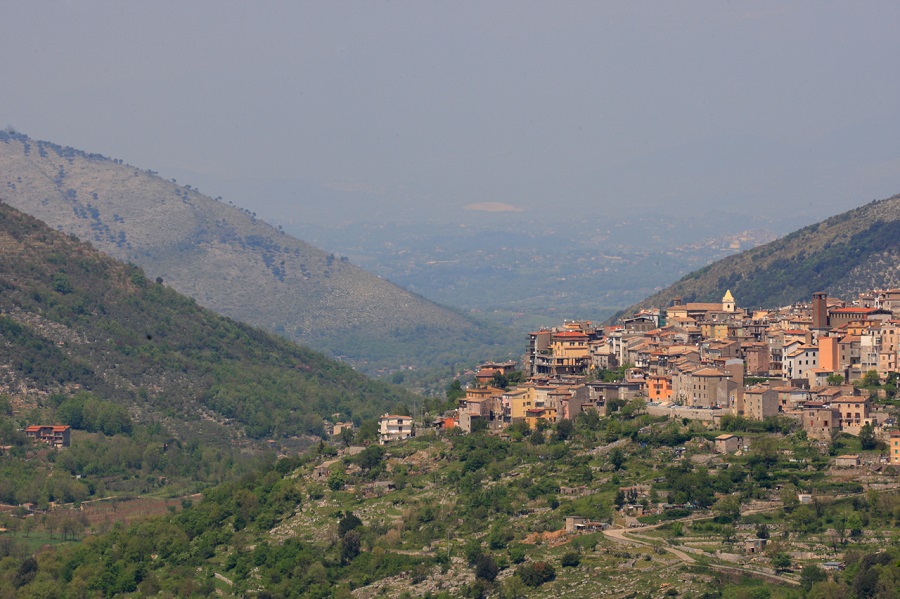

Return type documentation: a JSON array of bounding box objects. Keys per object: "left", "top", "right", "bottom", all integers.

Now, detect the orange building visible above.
[
  {"left": 648, "top": 375, "right": 672, "bottom": 401},
  {"left": 818, "top": 336, "right": 839, "bottom": 371}
]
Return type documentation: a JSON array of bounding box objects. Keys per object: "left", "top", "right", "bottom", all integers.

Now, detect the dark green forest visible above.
[{"left": 0, "top": 201, "right": 419, "bottom": 441}]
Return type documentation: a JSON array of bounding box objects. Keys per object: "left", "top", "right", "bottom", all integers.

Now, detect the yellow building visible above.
[
  {"left": 524, "top": 407, "right": 556, "bottom": 430},
  {"left": 701, "top": 321, "right": 729, "bottom": 340},
  {"left": 891, "top": 431, "right": 900, "bottom": 466},
  {"left": 532, "top": 331, "right": 591, "bottom": 376},
  {"left": 503, "top": 386, "right": 536, "bottom": 421}
]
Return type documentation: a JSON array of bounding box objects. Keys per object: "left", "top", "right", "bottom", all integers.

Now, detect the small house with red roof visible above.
[{"left": 24, "top": 425, "right": 71, "bottom": 447}]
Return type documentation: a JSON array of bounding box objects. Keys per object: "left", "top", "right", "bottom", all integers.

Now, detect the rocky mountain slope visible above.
[
  {"left": 618, "top": 193, "right": 900, "bottom": 316},
  {"left": 0, "top": 131, "right": 517, "bottom": 378},
  {"left": 0, "top": 201, "right": 418, "bottom": 442}
]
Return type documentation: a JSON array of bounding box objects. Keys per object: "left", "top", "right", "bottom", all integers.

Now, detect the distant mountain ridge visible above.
[
  {"left": 0, "top": 131, "right": 518, "bottom": 379},
  {"left": 619, "top": 193, "right": 900, "bottom": 317},
  {"left": 0, "top": 201, "right": 417, "bottom": 441}
]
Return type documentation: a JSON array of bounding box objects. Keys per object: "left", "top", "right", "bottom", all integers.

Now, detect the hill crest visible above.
[
  {"left": 0, "top": 130, "right": 517, "bottom": 380},
  {"left": 619, "top": 193, "right": 900, "bottom": 317}
]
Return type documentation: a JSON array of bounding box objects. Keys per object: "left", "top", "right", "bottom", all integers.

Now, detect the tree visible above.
[
  {"left": 560, "top": 551, "right": 581, "bottom": 568},
  {"left": 790, "top": 505, "right": 818, "bottom": 534},
  {"left": 61, "top": 514, "right": 78, "bottom": 540},
  {"left": 447, "top": 380, "right": 465, "bottom": 403},
  {"left": 807, "top": 580, "right": 848, "bottom": 599},
  {"left": 755, "top": 524, "right": 770, "bottom": 539},
  {"left": 517, "top": 561, "right": 556, "bottom": 587},
  {"left": 861, "top": 370, "right": 880, "bottom": 388},
  {"left": 355, "top": 445, "right": 384, "bottom": 471},
  {"left": 327, "top": 470, "right": 345, "bottom": 491},
  {"left": 474, "top": 553, "right": 499, "bottom": 582},
  {"left": 464, "top": 539, "right": 484, "bottom": 565},
  {"left": 13, "top": 556, "right": 38, "bottom": 588},
  {"left": 339, "top": 427, "right": 354, "bottom": 447},
  {"left": 340, "top": 530, "right": 361, "bottom": 563},
  {"left": 52, "top": 273, "right": 73, "bottom": 294},
  {"left": 620, "top": 398, "right": 646, "bottom": 418},
  {"left": 609, "top": 447, "right": 626, "bottom": 471},
  {"left": 749, "top": 435, "right": 779, "bottom": 467},
  {"left": 713, "top": 495, "right": 741, "bottom": 523},
  {"left": 833, "top": 514, "right": 847, "bottom": 545},
  {"left": 491, "top": 371, "right": 510, "bottom": 390},
  {"left": 555, "top": 419, "right": 574, "bottom": 441},
  {"left": 487, "top": 525, "right": 512, "bottom": 550},
  {"left": 498, "top": 576, "right": 527, "bottom": 599},
  {"left": 355, "top": 420, "right": 379, "bottom": 444},
  {"left": 508, "top": 545, "right": 526, "bottom": 564},
  {"left": 3, "top": 515, "right": 19, "bottom": 537},
  {"left": 721, "top": 525, "right": 736, "bottom": 545},
  {"left": 22, "top": 517, "right": 35, "bottom": 538},
  {"left": 800, "top": 565, "right": 827, "bottom": 591},
  {"left": 826, "top": 373, "right": 845, "bottom": 386},
  {"left": 771, "top": 552, "right": 791, "bottom": 572},
  {"left": 846, "top": 512, "right": 863, "bottom": 537},
  {"left": 859, "top": 423, "right": 877, "bottom": 450},
  {"left": 44, "top": 514, "right": 57, "bottom": 539},
  {"left": 780, "top": 485, "right": 800, "bottom": 514},
  {"left": 337, "top": 512, "right": 363, "bottom": 537}
]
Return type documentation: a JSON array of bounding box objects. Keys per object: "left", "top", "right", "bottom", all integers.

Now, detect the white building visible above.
[
  {"left": 378, "top": 414, "right": 413, "bottom": 444},
  {"left": 783, "top": 344, "right": 818, "bottom": 380}
]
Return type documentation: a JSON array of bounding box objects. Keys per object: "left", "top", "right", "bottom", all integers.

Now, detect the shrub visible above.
[
  {"left": 473, "top": 554, "right": 498, "bottom": 582},
  {"left": 560, "top": 551, "right": 580, "bottom": 568},
  {"left": 517, "top": 561, "right": 556, "bottom": 587},
  {"left": 508, "top": 545, "right": 526, "bottom": 564}
]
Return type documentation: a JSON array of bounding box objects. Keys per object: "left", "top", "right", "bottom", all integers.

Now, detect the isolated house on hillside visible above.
[
  {"left": 834, "top": 454, "right": 861, "bottom": 468},
  {"left": 24, "top": 425, "right": 70, "bottom": 447},
  {"left": 378, "top": 414, "right": 413, "bottom": 444},
  {"left": 714, "top": 434, "right": 742, "bottom": 454}
]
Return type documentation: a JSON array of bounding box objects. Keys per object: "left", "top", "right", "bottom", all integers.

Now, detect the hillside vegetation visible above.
[
  {"left": 0, "top": 131, "right": 519, "bottom": 381},
  {"left": 619, "top": 193, "right": 900, "bottom": 316},
  {"left": 0, "top": 201, "right": 417, "bottom": 442},
  {"left": 5, "top": 406, "right": 899, "bottom": 597}
]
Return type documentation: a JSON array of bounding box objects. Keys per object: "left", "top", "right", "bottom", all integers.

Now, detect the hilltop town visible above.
[
  {"left": 269, "top": 289, "right": 898, "bottom": 597},
  {"left": 411, "top": 288, "right": 900, "bottom": 456}
]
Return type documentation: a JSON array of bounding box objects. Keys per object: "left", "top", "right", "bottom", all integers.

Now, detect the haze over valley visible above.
[
  {"left": 286, "top": 213, "right": 780, "bottom": 329},
  {"left": 3, "top": 3, "right": 900, "bottom": 598}
]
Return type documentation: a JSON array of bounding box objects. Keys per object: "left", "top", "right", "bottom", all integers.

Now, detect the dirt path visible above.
[
  {"left": 602, "top": 524, "right": 800, "bottom": 586},
  {"left": 602, "top": 526, "right": 696, "bottom": 563}
]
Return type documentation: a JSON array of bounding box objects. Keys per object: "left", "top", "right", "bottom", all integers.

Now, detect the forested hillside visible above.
[
  {"left": 619, "top": 193, "right": 900, "bottom": 316},
  {"left": 0, "top": 131, "right": 519, "bottom": 382},
  {"left": 0, "top": 201, "right": 418, "bottom": 441}
]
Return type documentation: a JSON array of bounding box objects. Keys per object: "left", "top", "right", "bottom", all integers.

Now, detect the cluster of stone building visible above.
[{"left": 427, "top": 289, "right": 900, "bottom": 463}]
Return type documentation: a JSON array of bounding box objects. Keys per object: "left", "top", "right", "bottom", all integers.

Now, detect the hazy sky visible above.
[{"left": 3, "top": 2, "right": 900, "bottom": 227}]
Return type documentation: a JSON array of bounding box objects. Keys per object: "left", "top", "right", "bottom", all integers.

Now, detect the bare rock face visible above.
[{"left": 0, "top": 132, "right": 508, "bottom": 374}]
